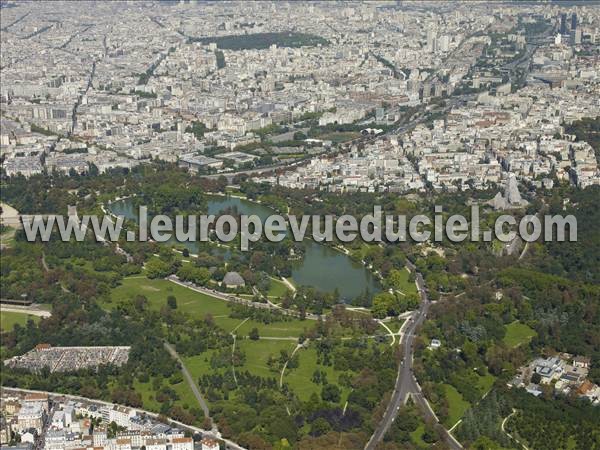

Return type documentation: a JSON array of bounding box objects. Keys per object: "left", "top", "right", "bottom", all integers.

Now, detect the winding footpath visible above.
[
  {"left": 501, "top": 409, "right": 529, "bottom": 450},
  {"left": 364, "top": 260, "right": 463, "bottom": 450},
  {"left": 279, "top": 339, "right": 309, "bottom": 389}
]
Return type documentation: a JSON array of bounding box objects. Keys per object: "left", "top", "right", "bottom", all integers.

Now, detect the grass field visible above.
[
  {"left": 393, "top": 267, "right": 418, "bottom": 295},
  {"left": 410, "top": 424, "right": 428, "bottom": 448},
  {"left": 183, "top": 340, "right": 295, "bottom": 407},
  {"left": 133, "top": 379, "right": 196, "bottom": 412},
  {"left": 238, "top": 339, "right": 296, "bottom": 380},
  {"left": 184, "top": 352, "right": 218, "bottom": 382},
  {"left": 109, "top": 277, "right": 368, "bottom": 408},
  {"left": 184, "top": 340, "right": 354, "bottom": 406},
  {"left": 267, "top": 277, "right": 291, "bottom": 298},
  {"left": 503, "top": 321, "right": 537, "bottom": 348},
  {"left": 109, "top": 277, "right": 313, "bottom": 338},
  {"left": 0, "top": 311, "right": 40, "bottom": 331},
  {"left": 109, "top": 276, "right": 230, "bottom": 316},
  {"left": 443, "top": 384, "right": 471, "bottom": 428},
  {"left": 316, "top": 131, "right": 361, "bottom": 143},
  {"left": 476, "top": 370, "right": 496, "bottom": 393},
  {"left": 283, "top": 346, "right": 351, "bottom": 403},
  {"left": 387, "top": 318, "right": 406, "bottom": 335}
]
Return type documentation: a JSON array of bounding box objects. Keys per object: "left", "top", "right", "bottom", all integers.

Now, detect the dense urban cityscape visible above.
[{"left": 1, "top": 1, "right": 599, "bottom": 450}]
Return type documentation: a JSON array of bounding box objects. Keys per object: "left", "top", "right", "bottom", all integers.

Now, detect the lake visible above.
[{"left": 108, "top": 195, "right": 380, "bottom": 301}]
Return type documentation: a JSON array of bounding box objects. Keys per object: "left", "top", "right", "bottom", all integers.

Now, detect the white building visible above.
[
  {"left": 201, "top": 438, "right": 219, "bottom": 450},
  {"left": 171, "top": 437, "right": 194, "bottom": 450},
  {"left": 108, "top": 406, "right": 133, "bottom": 428}
]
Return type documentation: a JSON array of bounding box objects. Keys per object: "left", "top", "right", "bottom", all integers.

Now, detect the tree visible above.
[
  {"left": 422, "top": 423, "right": 438, "bottom": 444},
  {"left": 310, "top": 417, "right": 331, "bottom": 436},
  {"left": 145, "top": 258, "right": 172, "bottom": 279},
  {"left": 89, "top": 163, "right": 99, "bottom": 176},
  {"left": 177, "top": 265, "right": 211, "bottom": 286},
  {"left": 167, "top": 295, "right": 177, "bottom": 309},
  {"left": 321, "top": 384, "right": 341, "bottom": 403},
  {"left": 372, "top": 292, "right": 398, "bottom": 318},
  {"left": 386, "top": 269, "right": 407, "bottom": 290},
  {"left": 133, "top": 295, "right": 148, "bottom": 312},
  {"left": 293, "top": 131, "right": 307, "bottom": 141},
  {"left": 249, "top": 327, "right": 260, "bottom": 340}
]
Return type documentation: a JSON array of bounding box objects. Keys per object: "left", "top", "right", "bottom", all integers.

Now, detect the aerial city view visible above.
[{"left": 0, "top": 1, "right": 599, "bottom": 449}]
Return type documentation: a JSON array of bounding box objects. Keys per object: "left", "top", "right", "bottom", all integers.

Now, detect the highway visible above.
[{"left": 364, "top": 260, "right": 462, "bottom": 450}]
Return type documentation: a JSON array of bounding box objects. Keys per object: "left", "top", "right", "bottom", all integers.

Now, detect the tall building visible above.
[
  {"left": 571, "top": 13, "right": 577, "bottom": 30},
  {"left": 560, "top": 13, "right": 567, "bottom": 34},
  {"left": 438, "top": 35, "right": 450, "bottom": 52},
  {"left": 426, "top": 29, "right": 437, "bottom": 52}
]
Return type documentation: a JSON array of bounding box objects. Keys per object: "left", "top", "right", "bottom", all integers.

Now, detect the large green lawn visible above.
[
  {"left": 109, "top": 276, "right": 230, "bottom": 317},
  {"left": 185, "top": 340, "right": 352, "bottom": 406},
  {"left": 0, "top": 311, "right": 40, "bottom": 331},
  {"left": 108, "top": 277, "right": 313, "bottom": 338},
  {"left": 109, "top": 277, "right": 366, "bottom": 409},
  {"left": 393, "top": 267, "right": 418, "bottom": 295},
  {"left": 237, "top": 339, "right": 296, "bottom": 380},
  {"left": 133, "top": 379, "right": 196, "bottom": 412},
  {"left": 183, "top": 352, "right": 219, "bottom": 385},
  {"left": 443, "top": 384, "right": 471, "bottom": 428},
  {"left": 183, "top": 340, "right": 295, "bottom": 407},
  {"left": 283, "top": 346, "right": 351, "bottom": 403},
  {"left": 503, "top": 321, "right": 537, "bottom": 348}
]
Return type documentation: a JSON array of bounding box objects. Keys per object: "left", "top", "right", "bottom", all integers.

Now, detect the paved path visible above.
[
  {"left": 229, "top": 318, "right": 249, "bottom": 387},
  {"left": 281, "top": 277, "right": 296, "bottom": 292},
  {"left": 167, "top": 276, "right": 323, "bottom": 320},
  {"left": 377, "top": 320, "right": 396, "bottom": 346},
  {"left": 0, "top": 305, "right": 52, "bottom": 318},
  {"left": 279, "top": 339, "right": 309, "bottom": 388},
  {"left": 501, "top": 409, "right": 529, "bottom": 450},
  {"left": 163, "top": 342, "right": 212, "bottom": 428},
  {"left": 41, "top": 252, "right": 70, "bottom": 293}
]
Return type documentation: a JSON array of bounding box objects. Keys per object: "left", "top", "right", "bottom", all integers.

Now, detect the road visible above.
[
  {"left": 364, "top": 260, "right": 463, "bottom": 450},
  {"left": 163, "top": 342, "right": 212, "bottom": 427},
  {"left": 199, "top": 161, "right": 293, "bottom": 182},
  {"left": 199, "top": 91, "right": 475, "bottom": 185}
]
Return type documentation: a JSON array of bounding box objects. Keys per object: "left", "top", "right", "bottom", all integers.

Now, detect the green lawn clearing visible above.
[
  {"left": 503, "top": 321, "right": 537, "bottom": 348},
  {"left": 443, "top": 384, "right": 471, "bottom": 428},
  {"left": 0, "top": 311, "right": 40, "bottom": 331}
]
